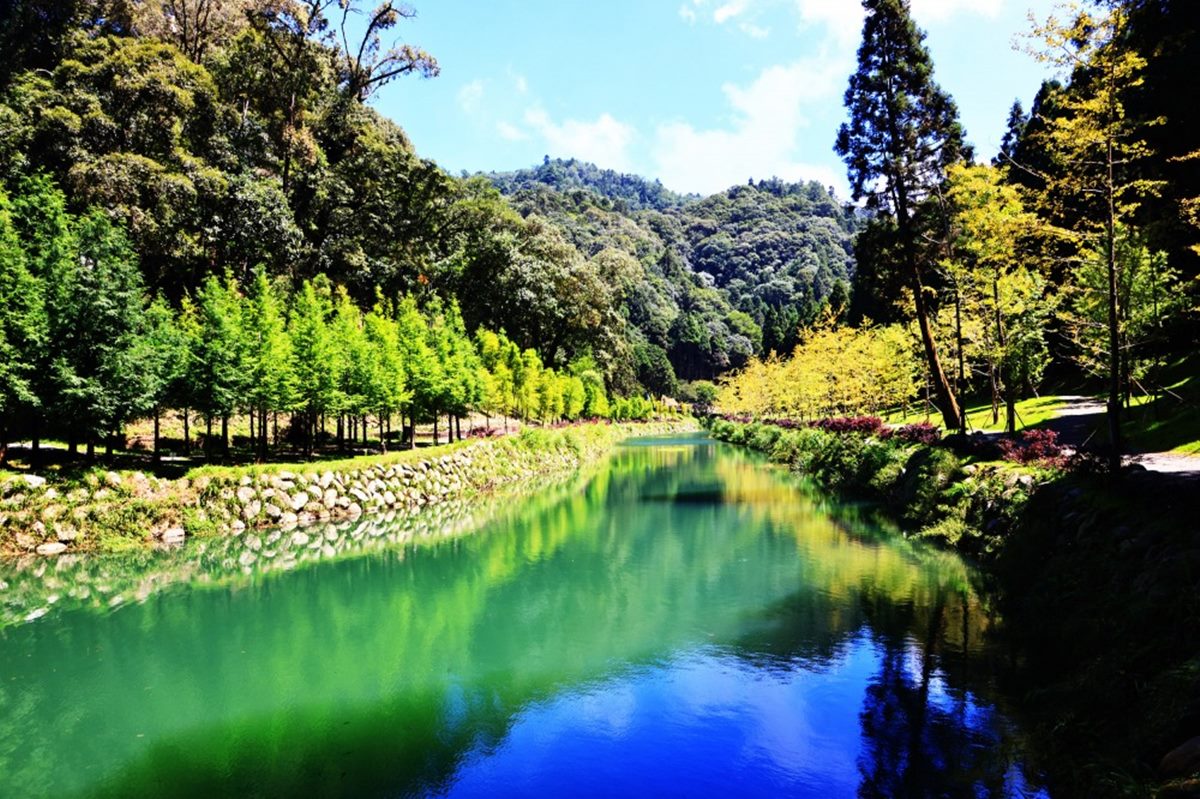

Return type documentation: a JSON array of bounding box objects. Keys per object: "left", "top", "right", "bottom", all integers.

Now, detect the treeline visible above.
[
  {"left": 716, "top": 317, "right": 918, "bottom": 420},
  {"left": 0, "top": 177, "right": 658, "bottom": 465}
]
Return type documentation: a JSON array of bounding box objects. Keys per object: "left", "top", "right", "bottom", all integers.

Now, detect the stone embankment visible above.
[{"left": 0, "top": 421, "right": 695, "bottom": 558}]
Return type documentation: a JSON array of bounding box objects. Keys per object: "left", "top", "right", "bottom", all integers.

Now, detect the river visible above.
[{"left": 0, "top": 435, "right": 1048, "bottom": 797}]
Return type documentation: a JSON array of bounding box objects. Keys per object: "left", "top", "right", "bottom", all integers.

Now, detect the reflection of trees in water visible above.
[{"left": 856, "top": 596, "right": 1040, "bottom": 799}]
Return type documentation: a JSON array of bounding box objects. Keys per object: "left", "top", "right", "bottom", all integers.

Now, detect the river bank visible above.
[
  {"left": 705, "top": 416, "right": 1200, "bottom": 798},
  {"left": 0, "top": 420, "right": 697, "bottom": 558}
]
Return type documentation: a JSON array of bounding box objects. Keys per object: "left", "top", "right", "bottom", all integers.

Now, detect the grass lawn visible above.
[
  {"left": 1120, "top": 358, "right": 1200, "bottom": 455},
  {"left": 882, "top": 395, "right": 1077, "bottom": 433}
]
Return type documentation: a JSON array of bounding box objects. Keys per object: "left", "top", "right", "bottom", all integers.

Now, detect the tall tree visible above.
[
  {"left": 835, "top": 0, "right": 971, "bottom": 430},
  {"left": 1026, "top": 4, "right": 1163, "bottom": 467}
]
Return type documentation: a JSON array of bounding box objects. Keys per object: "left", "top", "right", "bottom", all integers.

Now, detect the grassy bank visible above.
[
  {"left": 706, "top": 416, "right": 1200, "bottom": 798},
  {"left": 0, "top": 420, "right": 697, "bottom": 556}
]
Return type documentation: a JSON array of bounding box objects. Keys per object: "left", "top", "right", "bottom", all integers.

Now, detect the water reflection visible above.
[{"left": 0, "top": 436, "right": 1047, "bottom": 798}]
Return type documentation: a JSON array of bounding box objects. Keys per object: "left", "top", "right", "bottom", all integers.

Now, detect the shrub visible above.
[
  {"left": 892, "top": 422, "right": 941, "bottom": 445},
  {"left": 809, "top": 416, "right": 886, "bottom": 436},
  {"left": 998, "top": 429, "right": 1065, "bottom": 466}
]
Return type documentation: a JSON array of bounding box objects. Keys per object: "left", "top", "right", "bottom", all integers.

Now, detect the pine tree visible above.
[
  {"left": 289, "top": 277, "right": 338, "bottom": 456},
  {"left": 835, "top": 0, "right": 971, "bottom": 430}
]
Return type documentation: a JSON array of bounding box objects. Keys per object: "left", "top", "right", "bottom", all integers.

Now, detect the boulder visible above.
[
  {"left": 280, "top": 512, "right": 299, "bottom": 528},
  {"left": 36, "top": 542, "right": 68, "bottom": 556},
  {"left": 264, "top": 503, "right": 283, "bottom": 519},
  {"left": 238, "top": 550, "right": 257, "bottom": 567},
  {"left": 290, "top": 492, "right": 309, "bottom": 512},
  {"left": 162, "top": 527, "right": 186, "bottom": 545},
  {"left": 1162, "top": 737, "right": 1200, "bottom": 778},
  {"left": 236, "top": 485, "right": 256, "bottom": 504},
  {"left": 242, "top": 500, "right": 262, "bottom": 521},
  {"left": 290, "top": 531, "right": 310, "bottom": 548},
  {"left": 22, "top": 474, "right": 47, "bottom": 489}
]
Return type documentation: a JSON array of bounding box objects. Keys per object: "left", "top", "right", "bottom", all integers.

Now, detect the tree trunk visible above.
[
  {"left": 153, "top": 409, "right": 161, "bottom": 464},
  {"left": 31, "top": 417, "right": 40, "bottom": 469},
  {"left": 432, "top": 415, "right": 438, "bottom": 446},
  {"left": 86, "top": 437, "right": 95, "bottom": 463},
  {"left": 183, "top": 409, "right": 190, "bottom": 455},
  {"left": 249, "top": 410, "right": 255, "bottom": 454},
  {"left": 206, "top": 415, "right": 213, "bottom": 459},
  {"left": 1105, "top": 136, "right": 1122, "bottom": 471},
  {"left": 455, "top": 415, "right": 462, "bottom": 442},
  {"left": 221, "top": 415, "right": 229, "bottom": 459}
]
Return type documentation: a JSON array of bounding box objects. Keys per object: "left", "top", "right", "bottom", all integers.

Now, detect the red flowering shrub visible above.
[
  {"left": 893, "top": 422, "right": 941, "bottom": 445},
  {"left": 998, "top": 429, "right": 1065, "bottom": 465},
  {"left": 810, "top": 416, "right": 886, "bottom": 436}
]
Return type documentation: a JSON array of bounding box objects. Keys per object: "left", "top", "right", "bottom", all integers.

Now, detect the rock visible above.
[
  {"left": 54, "top": 523, "right": 79, "bottom": 542},
  {"left": 1162, "top": 737, "right": 1200, "bottom": 778},
  {"left": 383, "top": 491, "right": 397, "bottom": 506},
  {"left": 242, "top": 500, "right": 262, "bottom": 521},
  {"left": 238, "top": 550, "right": 257, "bottom": 567},
  {"left": 31, "top": 520, "right": 46, "bottom": 537},
  {"left": 290, "top": 492, "right": 309, "bottom": 512},
  {"left": 347, "top": 503, "right": 362, "bottom": 517},
  {"left": 22, "top": 474, "right": 46, "bottom": 489},
  {"left": 230, "top": 520, "right": 246, "bottom": 533},
  {"left": 239, "top": 475, "right": 253, "bottom": 487},
  {"left": 161, "top": 528, "right": 185, "bottom": 544},
  {"left": 245, "top": 534, "right": 262, "bottom": 551},
  {"left": 321, "top": 544, "right": 336, "bottom": 558},
  {"left": 236, "top": 485, "right": 256, "bottom": 504},
  {"left": 36, "top": 542, "right": 68, "bottom": 556},
  {"left": 14, "top": 532, "right": 36, "bottom": 550},
  {"left": 280, "top": 512, "right": 299, "bottom": 527},
  {"left": 323, "top": 488, "right": 338, "bottom": 508},
  {"left": 290, "top": 532, "right": 310, "bottom": 548},
  {"left": 24, "top": 607, "right": 49, "bottom": 622},
  {"left": 319, "top": 471, "right": 335, "bottom": 488},
  {"left": 41, "top": 505, "right": 64, "bottom": 522},
  {"left": 278, "top": 470, "right": 296, "bottom": 481},
  {"left": 264, "top": 503, "right": 283, "bottom": 519}
]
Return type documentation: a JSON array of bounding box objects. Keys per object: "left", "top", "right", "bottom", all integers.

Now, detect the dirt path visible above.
[{"left": 1040, "top": 395, "right": 1200, "bottom": 474}]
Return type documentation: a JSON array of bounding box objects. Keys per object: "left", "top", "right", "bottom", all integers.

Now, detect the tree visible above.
[
  {"left": 188, "top": 272, "right": 246, "bottom": 456},
  {"left": 288, "top": 276, "right": 337, "bottom": 455},
  {"left": 0, "top": 187, "right": 43, "bottom": 461},
  {"left": 46, "top": 210, "right": 151, "bottom": 458},
  {"left": 835, "top": 0, "right": 971, "bottom": 430},
  {"left": 242, "top": 267, "right": 294, "bottom": 459},
  {"left": 945, "top": 164, "right": 1051, "bottom": 433},
  {"left": 1025, "top": 3, "right": 1164, "bottom": 467}
]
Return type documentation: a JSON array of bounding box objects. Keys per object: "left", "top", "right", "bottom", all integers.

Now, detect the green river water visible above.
[{"left": 0, "top": 435, "right": 1048, "bottom": 797}]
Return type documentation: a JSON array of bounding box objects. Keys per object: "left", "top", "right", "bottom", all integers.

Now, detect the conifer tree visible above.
[{"left": 835, "top": 0, "right": 971, "bottom": 430}]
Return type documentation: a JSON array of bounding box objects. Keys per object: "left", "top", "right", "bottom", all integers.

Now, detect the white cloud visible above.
[
  {"left": 496, "top": 121, "right": 528, "bottom": 142},
  {"left": 713, "top": 0, "right": 749, "bottom": 24},
  {"left": 793, "top": 0, "right": 1006, "bottom": 46},
  {"left": 507, "top": 68, "right": 529, "bottom": 95},
  {"left": 524, "top": 107, "right": 636, "bottom": 172},
  {"left": 679, "top": 3, "right": 698, "bottom": 23},
  {"left": 911, "top": 0, "right": 1004, "bottom": 22},
  {"left": 456, "top": 80, "right": 485, "bottom": 115},
  {"left": 739, "top": 21, "right": 770, "bottom": 38},
  {"left": 650, "top": 56, "right": 847, "bottom": 196}
]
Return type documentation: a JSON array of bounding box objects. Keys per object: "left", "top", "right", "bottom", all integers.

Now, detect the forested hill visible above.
[
  {"left": 0, "top": 2, "right": 856, "bottom": 410},
  {"left": 487, "top": 158, "right": 692, "bottom": 212},
  {"left": 486, "top": 160, "right": 860, "bottom": 375}
]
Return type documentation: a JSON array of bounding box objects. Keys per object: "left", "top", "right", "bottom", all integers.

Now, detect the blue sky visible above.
[{"left": 374, "top": 0, "right": 1061, "bottom": 198}]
